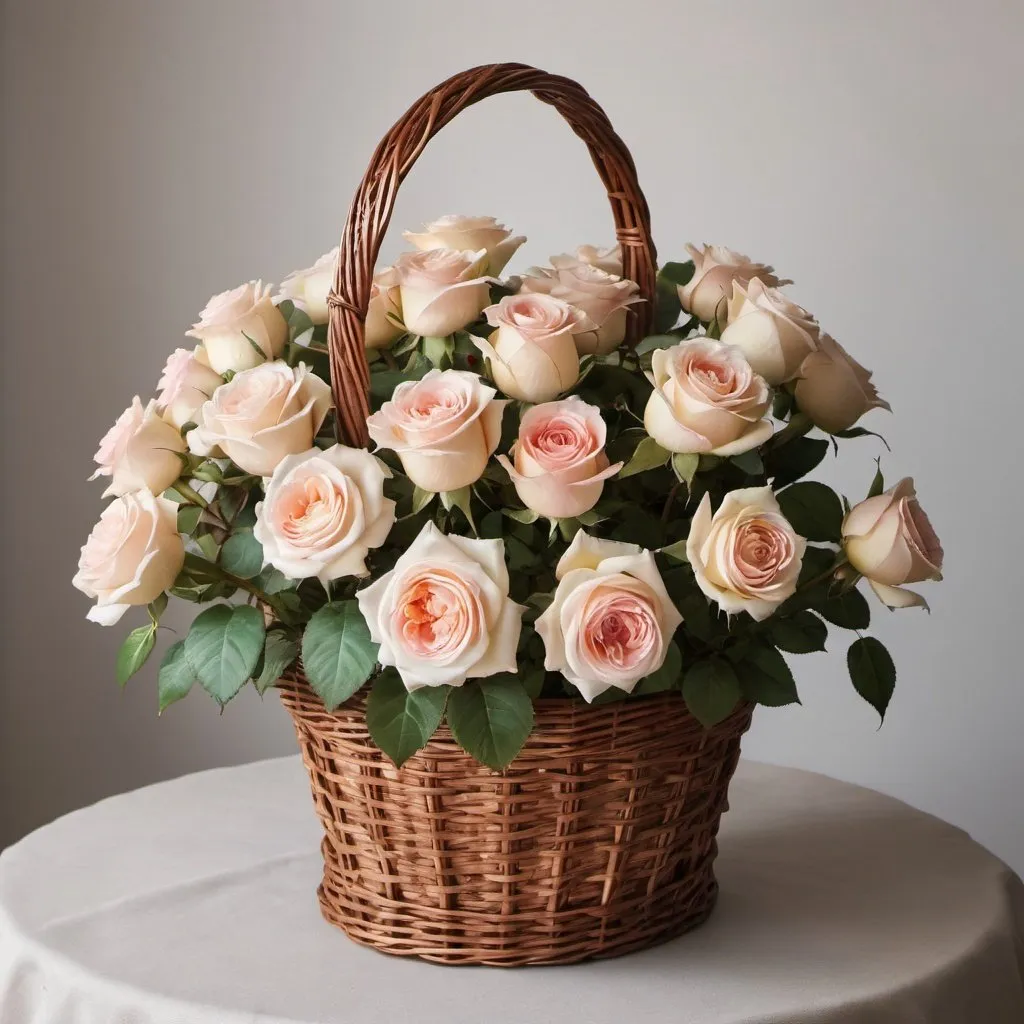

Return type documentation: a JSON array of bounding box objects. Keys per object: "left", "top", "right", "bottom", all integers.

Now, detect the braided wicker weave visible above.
[{"left": 281, "top": 62, "right": 754, "bottom": 966}]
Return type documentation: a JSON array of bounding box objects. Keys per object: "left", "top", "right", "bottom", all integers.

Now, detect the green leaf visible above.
[
  {"left": 766, "top": 436, "right": 829, "bottom": 489},
  {"left": 772, "top": 389, "right": 794, "bottom": 420},
  {"left": 730, "top": 449, "right": 764, "bottom": 476},
  {"left": 147, "top": 593, "right": 168, "bottom": 623},
  {"left": 220, "top": 530, "right": 264, "bottom": 579},
  {"left": 411, "top": 486, "right": 436, "bottom": 515},
  {"left": 255, "top": 631, "right": 298, "bottom": 694},
  {"left": 301, "top": 601, "right": 378, "bottom": 711},
  {"left": 634, "top": 334, "right": 682, "bottom": 356},
  {"left": 659, "top": 538, "right": 690, "bottom": 563},
  {"left": 446, "top": 676, "right": 534, "bottom": 769},
  {"left": 441, "top": 486, "right": 476, "bottom": 532},
  {"left": 636, "top": 641, "right": 682, "bottom": 693},
  {"left": 654, "top": 274, "right": 683, "bottom": 334},
  {"left": 815, "top": 585, "right": 871, "bottom": 630},
  {"left": 503, "top": 508, "right": 539, "bottom": 525},
  {"left": 617, "top": 436, "right": 671, "bottom": 479},
  {"left": 157, "top": 640, "right": 195, "bottom": 713},
  {"left": 868, "top": 458, "right": 885, "bottom": 499},
  {"left": 682, "top": 658, "right": 741, "bottom": 727},
  {"left": 255, "top": 566, "right": 295, "bottom": 595},
  {"left": 195, "top": 532, "right": 220, "bottom": 561},
  {"left": 671, "top": 451, "right": 700, "bottom": 485},
  {"left": 521, "top": 668, "right": 546, "bottom": 700},
  {"left": 659, "top": 260, "right": 696, "bottom": 287},
  {"left": 847, "top": 636, "right": 896, "bottom": 721},
  {"left": 366, "top": 669, "right": 450, "bottom": 767},
  {"left": 241, "top": 331, "right": 268, "bottom": 361},
  {"left": 184, "top": 604, "right": 265, "bottom": 705},
  {"left": 177, "top": 504, "right": 203, "bottom": 535},
  {"left": 834, "top": 426, "right": 891, "bottom": 451},
  {"left": 777, "top": 481, "right": 844, "bottom": 542},
  {"left": 738, "top": 643, "right": 801, "bottom": 706},
  {"left": 768, "top": 610, "right": 828, "bottom": 654},
  {"left": 116, "top": 625, "right": 156, "bottom": 687}
]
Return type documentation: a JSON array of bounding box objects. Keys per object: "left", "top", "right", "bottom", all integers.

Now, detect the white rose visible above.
[
  {"left": 535, "top": 531, "right": 683, "bottom": 702},
  {"left": 686, "top": 487, "right": 806, "bottom": 621},
  {"left": 186, "top": 280, "right": 288, "bottom": 374},
  {"left": 277, "top": 247, "right": 337, "bottom": 325},
  {"left": 188, "top": 361, "right": 332, "bottom": 477},
  {"left": 548, "top": 244, "right": 623, "bottom": 277},
  {"left": 254, "top": 445, "right": 395, "bottom": 583},
  {"left": 794, "top": 334, "right": 891, "bottom": 434},
  {"left": 679, "top": 244, "right": 787, "bottom": 324},
  {"left": 403, "top": 215, "right": 525, "bottom": 275},
  {"left": 643, "top": 339, "right": 773, "bottom": 456},
  {"left": 357, "top": 521, "right": 523, "bottom": 690},
  {"left": 90, "top": 396, "right": 186, "bottom": 498},
  {"left": 842, "top": 478, "right": 943, "bottom": 609},
  {"left": 720, "top": 278, "right": 820, "bottom": 385},
  {"left": 156, "top": 346, "right": 225, "bottom": 429},
  {"left": 473, "top": 293, "right": 585, "bottom": 403},
  {"left": 73, "top": 491, "right": 185, "bottom": 625}
]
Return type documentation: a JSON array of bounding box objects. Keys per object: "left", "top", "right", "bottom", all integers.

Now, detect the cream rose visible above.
[
  {"left": 188, "top": 361, "right": 332, "bottom": 477},
  {"left": 254, "top": 445, "right": 395, "bottom": 583},
  {"left": 377, "top": 247, "right": 493, "bottom": 337},
  {"left": 549, "top": 244, "right": 623, "bottom": 276},
  {"left": 679, "top": 244, "right": 787, "bottom": 324},
  {"left": 91, "top": 397, "right": 186, "bottom": 498},
  {"left": 277, "top": 247, "right": 337, "bottom": 325},
  {"left": 403, "top": 215, "right": 525, "bottom": 275},
  {"left": 73, "top": 491, "right": 185, "bottom": 625},
  {"left": 643, "top": 339, "right": 773, "bottom": 456},
  {"left": 687, "top": 487, "right": 806, "bottom": 621},
  {"left": 794, "top": 334, "right": 891, "bottom": 434},
  {"left": 473, "top": 293, "right": 585, "bottom": 403},
  {"left": 156, "top": 347, "right": 225, "bottom": 429},
  {"left": 842, "top": 478, "right": 943, "bottom": 609},
  {"left": 367, "top": 369, "right": 505, "bottom": 493},
  {"left": 497, "top": 397, "right": 621, "bottom": 520},
  {"left": 364, "top": 274, "right": 404, "bottom": 350},
  {"left": 536, "top": 531, "right": 683, "bottom": 702},
  {"left": 719, "top": 279, "right": 820, "bottom": 385},
  {"left": 521, "top": 264, "right": 642, "bottom": 356},
  {"left": 186, "top": 281, "right": 288, "bottom": 374},
  {"left": 357, "top": 521, "right": 523, "bottom": 690}
]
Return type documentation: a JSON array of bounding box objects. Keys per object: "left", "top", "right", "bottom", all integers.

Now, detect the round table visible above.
[{"left": 1, "top": 758, "right": 1022, "bottom": 1024}]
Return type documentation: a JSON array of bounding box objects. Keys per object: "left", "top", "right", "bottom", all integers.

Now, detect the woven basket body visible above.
[{"left": 280, "top": 673, "right": 752, "bottom": 966}]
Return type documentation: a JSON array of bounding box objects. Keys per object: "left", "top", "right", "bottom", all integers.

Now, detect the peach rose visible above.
[
  {"left": 679, "top": 244, "right": 787, "bottom": 324},
  {"left": 377, "top": 247, "right": 493, "bottom": 337},
  {"left": 403, "top": 215, "right": 525, "bottom": 275},
  {"left": 186, "top": 281, "right": 288, "bottom": 374},
  {"left": 536, "top": 531, "right": 683, "bottom": 702},
  {"left": 842, "top": 478, "right": 943, "bottom": 609},
  {"left": 277, "top": 247, "right": 337, "bottom": 325},
  {"left": 187, "top": 361, "right": 332, "bottom": 477},
  {"left": 367, "top": 369, "right": 505, "bottom": 493},
  {"left": 521, "top": 264, "right": 642, "bottom": 355},
  {"left": 794, "top": 334, "right": 891, "bottom": 434},
  {"left": 687, "top": 487, "right": 806, "bottom": 620},
  {"left": 474, "top": 293, "right": 585, "bottom": 403},
  {"left": 357, "top": 521, "right": 523, "bottom": 690},
  {"left": 156, "top": 347, "right": 225, "bottom": 429},
  {"left": 364, "top": 274, "right": 404, "bottom": 350},
  {"left": 73, "top": 490, "right": 184, "bottom": 625},
  {"left": 720, "top": 279, "right": 820, "bottom": 385},
  {"left": 254, "top": 445, "right": 395, "bottom": 583},
  {"left": 643, "top": 339, "right": 773, "bottom": 456},
  {"left": 497, "top": 397, "right": 621, "bottom": 520},
  {"left": 549, "top": 244, "right": 623, "bottom": 276},
  {"left": 91, "top": 396, "right": 186, "bottom": 498}
]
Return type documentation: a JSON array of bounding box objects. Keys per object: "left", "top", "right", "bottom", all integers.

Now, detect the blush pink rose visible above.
[
  {"left": 366, "top": 369, "right": 506, "bottom": 493},
  {"left": 186, "top": 280, "right": 288, "bottom": 374},
  {"left": 679, "top": 244, "right": 788, "bottom": 324},
  {"left": 497, "top": 397, "right": 621, "bottom": 519},
  {"left": 156, "top": 347, "right": 225, "bottom": 429},
  {"left": 536, "top": 531, "right": 683, "bottom": 702},
  {"left": 403, "top": 215, "right": 525, "bottom": 275},
  {"left": 277, "top": 247, "right": 338, "bottom": 325},
  {"left": 548, "top": 243, "right": 623, "bottom": 277}
]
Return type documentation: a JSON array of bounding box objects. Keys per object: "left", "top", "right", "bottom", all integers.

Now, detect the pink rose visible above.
[
  {"left": 643, "top": 339, "right": 773, "bottom": 456},
  {"left": 277, "top": 247, "right": 338, "bottom": 325},
  {"left": 357, "top": 521, "right": 523, "bottom": 690},
  {"left": 497, "top": 397, "right": 621, "bottom": 519},
  {"left": 156, "top": 347, "right": 225, "bottom": 429},
  {"left": 679, "top": 244, "right": 787, "bottom": 324},
  {"left": 794, "top": 334, "right": 890, "bottom": 434},
  {"left": 686, "top": 487, "right": 806, "bottom": 621},
  {"left": 536, "top": 531, "right": 683, "bottom": 702},
  {"left": 842, "top": 478, "right": 943, "bottom": 609},
  {"left": 403, "top": 215, "right": 525, "bottom": 275},
  {"left": 366, "top": 369, "right": 505, "bottom": 493},
  {"left": 254, "top": 445, "right": 395, "bottom": 583},
  {"left": 186, "top": 280, "right": 288, "bottom": 374},
  {"left": 549, "top": 244, "right": 623, "bottom": 276},
  {"left": 364, "top": 274, "right": 403, "bottom": 350}
]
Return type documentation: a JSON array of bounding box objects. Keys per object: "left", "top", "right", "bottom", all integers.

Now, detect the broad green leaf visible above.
[
  {"left": 521, "top": 668, "right": 546, "bottom": 700},
  {"left": 738, "top": 643, "right": 801, "bottom": 706},
  {"left": 446, "top": 676, "right": 534, "bottom": 770},
  {"left": 504, "top": 508, "right": 539, "bottom": 525},
  {"left": 301, "top": 602, "right": 378, "bottom": 710},
  {"left": 766, "top": 436, "right": 829, "bottom": 489},
  {"left": 772, "top": 389, "right": 794, "bottom": 420},
  {"left": 256, "top": 630, "right": 298, "bottom": 694},
  {"left": 654, "top": 273, "right": 683, "bottom": 334},
  {"left": 366, "top": 669, "right": 450, "bottom": 767},
  {"left": 195, "top": 532, "right": 220, "bottom": 561},
  {"left": 184, "top": 604, "right": 265, "bottom": 705},
  {"left": 441, "top": 486, "right": 476, "bottom": 532},
  {"left": 730, "top": 449, "right": 763, "bottom": 476},
  {"left": 659, "top": 261, "right": 696, "bottom": 287},
  {"left": 177, "top": 504, "right": 203, "bottom": 535},
  {"left": 411, "top": 486, "right": 435, "bottom": 515},
  {"left": 868, "top": 458, "right": 885, "bottom": 499},
  {"left": 671, "top": 451, "right": 700, "bottom": 485},
  {"left": 220, "top": 530, "right": 264, "bottom": 579},
  {"left": 815, "top": 586, "right": 871, "bottom": 630},
  {"left": 769, "top": 610, "right": 828, "bottom": 654},
  {"left": 634, "top": 334, "right": 682, "bottom": 356},
  {"left": 116, "top": 625, "right": 156, "bottom": 687},
  {"left": 158, "top": 640, "right": 195, "bottom": 713},
  {"left": 659, "top": 538, "right": 690, "bottom": 563},
  {"left": 618, "top": 436, "right": 670, "bottom": 478},
  {"left": 255, "top": 566, "right": 295, "bottom": 594},
  {"left": 682, "top": 658, "right": 741, "bottom": 727},
  {"left": 847, "top": 636, "right": 896, "bottom": 721},
  {"left": 777, "top": 481, "right": 844, "bottom": 542},
  {"left": 147, "top": 593, "right": 168, "bottom": 623},
  {"left": 637, "top": 641, "right": 683, "bottom": 694}
]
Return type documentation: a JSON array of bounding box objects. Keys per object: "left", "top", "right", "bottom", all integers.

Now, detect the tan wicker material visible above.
[{"left": 280, "top": 671, "right": 752, "bottom": 966}]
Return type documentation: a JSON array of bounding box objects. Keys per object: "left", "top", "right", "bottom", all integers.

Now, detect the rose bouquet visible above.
[{"left": 74, "top": 215, "right": 941, "bottom": 765}]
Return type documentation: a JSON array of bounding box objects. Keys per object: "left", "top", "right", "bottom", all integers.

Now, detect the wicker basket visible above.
[{"left": 279, "top": 62, "right": 754, "bottom": 966}]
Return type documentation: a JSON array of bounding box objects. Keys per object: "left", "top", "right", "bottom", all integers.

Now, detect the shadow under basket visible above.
[{"left": 278, "top": 672, "right": 753, "bottom": 967}]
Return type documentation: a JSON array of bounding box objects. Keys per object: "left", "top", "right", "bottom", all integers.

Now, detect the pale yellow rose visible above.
[
  {"left": 91, "top": 397, "right": 186, "bottom": 498},
  {"left": 679, "top": 244, "right": 787, "bottom": 324},
  {"left": 403, "top": 215, "right": 525, "bottom": 275},
  {"left": 156, "top": 347, "right": 225, "bottom": 429},
  {"left": 186, "top": 281, "right": 288, "bottom": 374},
  {"left": 277, "top": 247, "right": 337, "bottom": 325}
]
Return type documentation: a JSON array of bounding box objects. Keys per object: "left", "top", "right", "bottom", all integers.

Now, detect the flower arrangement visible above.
[{"left": 74, "top": 215, "right": 943, "bottom": 770}]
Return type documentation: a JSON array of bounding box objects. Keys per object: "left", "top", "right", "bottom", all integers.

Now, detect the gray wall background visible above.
[{"left": 3, "top": 1, "right": 1022, "bottom": 872}]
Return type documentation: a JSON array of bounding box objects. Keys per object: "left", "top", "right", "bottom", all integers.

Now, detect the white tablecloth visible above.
[{"left": 1, "top": 756, "right": 1022, "bottom": 1024}]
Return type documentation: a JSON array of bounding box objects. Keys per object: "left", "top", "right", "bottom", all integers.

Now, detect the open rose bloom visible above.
[{"left": 73, "top": 210, "right": 940, "bottom": 765}]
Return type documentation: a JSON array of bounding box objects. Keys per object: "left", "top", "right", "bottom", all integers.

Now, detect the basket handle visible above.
[{"left": 326, "top": 62, "right": 658, "bottom": 448}]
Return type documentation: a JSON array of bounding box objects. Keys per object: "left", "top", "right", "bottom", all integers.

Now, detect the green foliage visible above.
[
  {"left": 176, "top": 504, "right": 203, "bottom": 535},
  {"left": 736, "top": 643, "right": 801, "bottom": 706},
  {"left": 766, "top": 436, "right": 829, "bottom": 489},
  {"left": 730, "top": 449, "right": 763, "bottom": 477},
  {"left": 636, "top": 641, "right": 682, "bottom": 694},
  {"left": 157, "top": 640, "right": 195, "bottom": 713},
  {"left": 255, "top": 630, "right": 298, "bottom": 694},
  {"left": 366, "top": 669, "right": 450, "bottom": 767},
  {"left": 682, "top": 657, "right": 741, "bottom": 727},
  {"left": 847, "top": 637, "right": 896, "bottom": 721},
  {"left": 619, "top": 436, "right": 671, "bottom": 478},
  {"left": 868, "top": 459, "right": 885, "bottom": 498},
  {"left": 769, "top": 610, "right": 828, "bottom": 653},
  {"left": 184, "top": 604, "right": 265, "bottom": 705},
  {"left": 671, "top": 451, "right": 700, "bottom": 485},
  {"left": 813, "top": 585, "right": 871, "bottom": 630},
  {"left": 446, "top": 675, "right": 534, "bottom": 769},
  {"left": 220, "top": 530, "right": 264, "bottom": 579},
  {"left": 301, "top": 602, "right": 378, "bottom": 710},
  {"left": 116, "top": 624, "right": 156, "bottom": 687},
  {"left": 777, "top": 481, "right": 844, "bottom": 542}
]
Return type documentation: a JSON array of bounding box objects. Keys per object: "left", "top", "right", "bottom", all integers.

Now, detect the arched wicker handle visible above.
[{"left": 327, "top": 62, "right": 658, "bottom": 448}]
